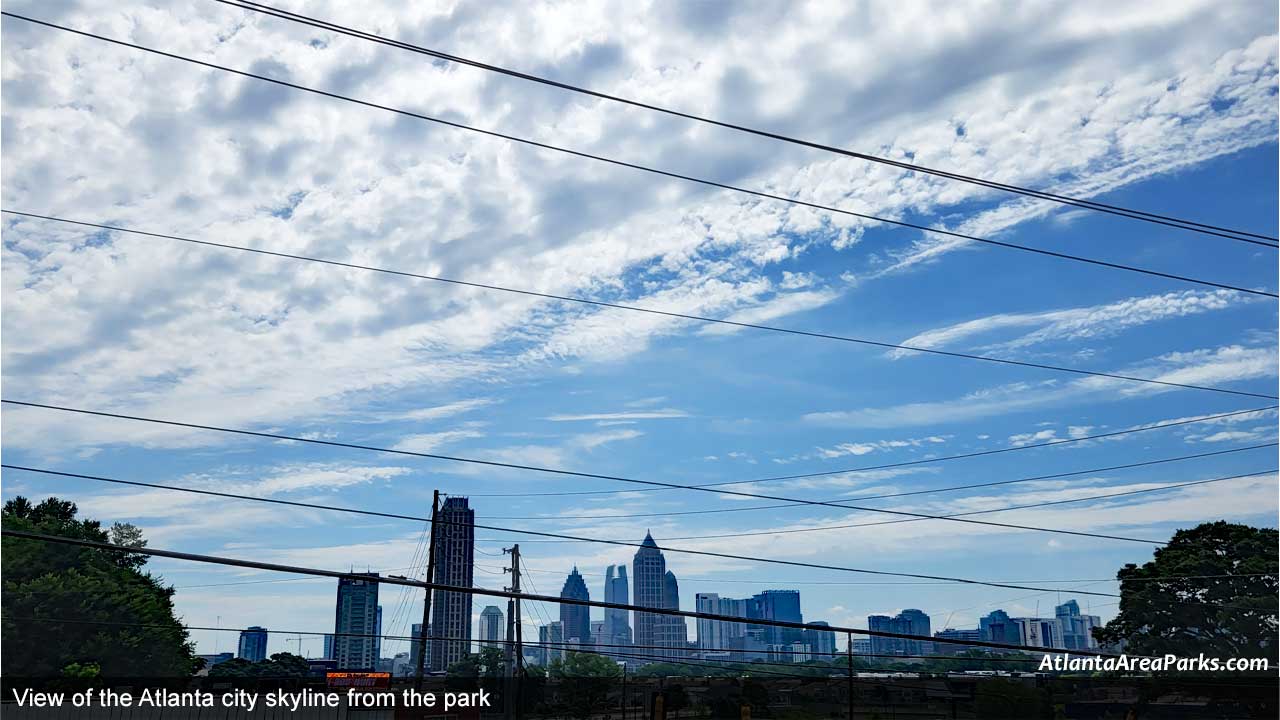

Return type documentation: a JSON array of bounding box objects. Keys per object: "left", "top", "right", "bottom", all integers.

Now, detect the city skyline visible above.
[{"left": 1, "top": 0, "right": 1275, "bottom": 665}]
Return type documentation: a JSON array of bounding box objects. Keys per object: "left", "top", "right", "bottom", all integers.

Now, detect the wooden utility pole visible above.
[{"left": 414, "top": 490, "right": 440, "bottom": 690}]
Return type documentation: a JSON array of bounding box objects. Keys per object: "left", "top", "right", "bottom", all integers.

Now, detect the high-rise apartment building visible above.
[
  {"left": 429, "top": 497, "right": 475, "bottom": 671},
  {"left": 334, "top": 574, "right": 380, "bottom": 669}
]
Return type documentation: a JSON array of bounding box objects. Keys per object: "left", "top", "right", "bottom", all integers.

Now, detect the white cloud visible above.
[
  {"left": 2, "top": 1, "right": 1275, "bottom": 454},
  {"left": 390, "top": 429, "right": 485, "bottom": 453},
  {"left": 889, "top": 289, "right": 1252, "bottom": 358},
  {"left": 804, "top": 342, "right": 1277, "bottom": 428},
  {"left": 545, "top": 409, "right": 689, "bottom": 421}
]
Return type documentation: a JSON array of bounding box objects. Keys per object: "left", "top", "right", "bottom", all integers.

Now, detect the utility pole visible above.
[
  {"left": 503, "top": 544, "right": 522, "bottom": 720},
  {"left": 414, "top": 490, "right": 440, "bottom": 690},
  {"left": 846, "top": 632, "right": 855, "bottom": 720}
]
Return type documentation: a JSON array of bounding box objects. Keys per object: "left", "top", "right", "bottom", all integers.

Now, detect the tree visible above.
[
  {"left": 209, "top": 652, "right": 309, "bottom": 678},
  {"left": 548, "top": 652, "right": 622, "bottom": 719},
  {"left": 2, "top": 496, "right": 198, "bottom": 677},
  {"left": 1094, "top": 521, "right": 1278, "bottom": 659},
  {"left": 548, "top": 650, "right": 622, "bottom": 679}
]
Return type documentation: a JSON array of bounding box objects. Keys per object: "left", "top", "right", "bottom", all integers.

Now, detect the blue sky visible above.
[{"left": 2, "top": 0, "right": 1277, "bottom": 659}]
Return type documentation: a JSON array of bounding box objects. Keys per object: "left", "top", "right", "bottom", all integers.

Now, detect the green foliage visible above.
[
  {"left": 446, "top": 646, "right": 506, "bottom": 679},
  {"left": 548, "top": 650, "right": 622, "bottom": 679},
  {"left": 61, "top": 662, "right": 102, "bottom": 678},
  {"left": 2, "top": 496, "right": 197, "bottom": 677},
  {"left": 1094, "top": 521, "right": 1278, "bottom": 658},
  {"left": 544, "top": 651, "right": 623, "bottom": 719},
  {"left": 208, "top": 652, "right": 309, "bottom": 678}
]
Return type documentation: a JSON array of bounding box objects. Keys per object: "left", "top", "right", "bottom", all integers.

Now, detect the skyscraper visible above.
[
  {"left": 633, "top": 532, "right": 666, "bottom": 651},
  {"left": 754, "top": 590, "right": 803, "bottom": 644},
  {"left": 334, "top": 574, "right": 380, "bottom": 669},
  {"left": 375, "top": 605, "right": 383, "bottom": 661},
  {"left": 409, "top": 623, "right": 424, "bottom": 671},
  {"left": 1055, "top": 600, "right": 1101, "bottom": 650},
  {"left": 479, "top": 605, "right": 505, "bottom": 648},
  {"left": 429, "top": 497, "right": 475, "bottom": 671},
  {"left": 1014, "top": 617, "right": 1065, "bottom": 649},
  {"left": 803, "top": 621, "right": 837, "bottom": 658},
  {"left": 237, "top": 626, "right": 268, "bottom": 662},
  {"left": 539, "top": 621, "right": 564, "bottom": 664},
  {"left": 696, "top": 593, "right": 729, "bottom": 651},
  {"left": 867, "top": 609, "right": 932, "bottom": 656},
  {"left": 980, "top": 609, "right": 1021, "bottom": 644},
  {"left": 560, "top": 567, "right": 591, "bottom": 645},
  {"left": 660, "top": 570, "right": 687, "bottom": 656},
  {"left": 603, "top": 565, "right": 632, "bottom": 646}
]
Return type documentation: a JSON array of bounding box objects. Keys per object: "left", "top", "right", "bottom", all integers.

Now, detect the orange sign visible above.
[{"left": 326, "top": 672, "right": 392, "bottom": 689}]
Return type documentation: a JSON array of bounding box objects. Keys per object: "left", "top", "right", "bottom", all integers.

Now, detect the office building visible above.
[
  {"left": 767, "top": 642, "right": 810, "bottom": 663},
  {"left": 334, "top": 574, "right": 380, "bottom": 669},
  {"left": 197, "top": 652, "right": 234, "bottom": 673},
  {"left": 590, "top": 621, "right": 606, "bottom": 646},
  {"left": 934, "top": 628, "right": 984, "bottom": 655},
  {"left": 1014, "top": 617, "right": 1065, "bottom": 649},
  {"left": 375, "top": 605, "right": 383, "bottom": 661},
  {"left": 980, "top": 609, "right": 1021, "bottom": 644},
  {"left": 695, "top": 593, "right": 733, "bottom": 651},
  {"left": 867, "top": 609, "right": 932, "bottom": 656},
  {"left": 661, "top": 570, "right": 688, "bottom": 655},
  {"left": 237, "top": 626, "right": 268, "bottom": 663},
  {"left": 539, "top": 621, "right": 564, "bottom": 664},
  {"left": 754, "top": 590, "right": 803, "bottom": 644},
  {"left": 804, "top": 621, "right": 837, "bottom": 658},
  {"left": 479, "top": 605, "right": 504, "bottom": 648},
  {"left": 409, "top": 623, "right": 425, "bottom": 672},
  {"left": 633, "top": 532, "right": 687, "bottom": 659},
  {"left": 851, "top": 638, "right": 872, "bottom": 655},
  {"left": 429, "top": 497, "right": 475, "bottom": 671},
  {"left": 560, "top": 567, "right": 591, "bottom": 645},
  {"left": 698, "top": 591, "right": 823, "bottom": 660},
  {"left": 603, "top": 565, "right": 632, "bottom": 646},
  {"left": 1056, "top": 600, "right": 1101, "bottom": 650}
]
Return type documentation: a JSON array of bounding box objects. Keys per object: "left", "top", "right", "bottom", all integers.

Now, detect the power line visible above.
[
  {"left": 475, "top": 442, "right": 1277, "bottom": 518},
  {"left": 2, "top": 15, "right": 1276, "bottom": 301},
  {"left": 460, "top": 405, "right": 1278, "bottom": 498},
  {"left": 4, "top": 617, "right": 1012, "bottom": 686},
  {"left": 7, "top": 212, "right": 1275, "bottom": 400},
  {"left": 606, "top": 467, "right": 1276, "bottom": 543},
  {"left": 217, "top": 0, "right": 1280, "bottom": 247},
  {"left": 4, "top": 400, "right": 1275, "bottom": 551},
  {"left": 482, "top": 562, "right": 1275, "bottom": 585},
  {"left": 13, "top": 461, "right": 1272, "bottom": 548},
  {"left": 14, "top": 463, "right": 1276, "bottom": 610},
  {"left": 0, "top": 475, "right": 1121, "bottom": 598},
  {"left": 0, "top": 529, "right": 1129, "bottom": 657}
]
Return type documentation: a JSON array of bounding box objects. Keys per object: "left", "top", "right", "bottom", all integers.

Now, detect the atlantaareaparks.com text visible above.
[{"left": 1039, "top": 654, "right": 1270, "bottom": 673}]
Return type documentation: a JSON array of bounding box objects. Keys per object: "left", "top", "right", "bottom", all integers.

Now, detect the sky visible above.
[{"left": 2, "top": 0, "right": 1278, "bottom": 660}]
